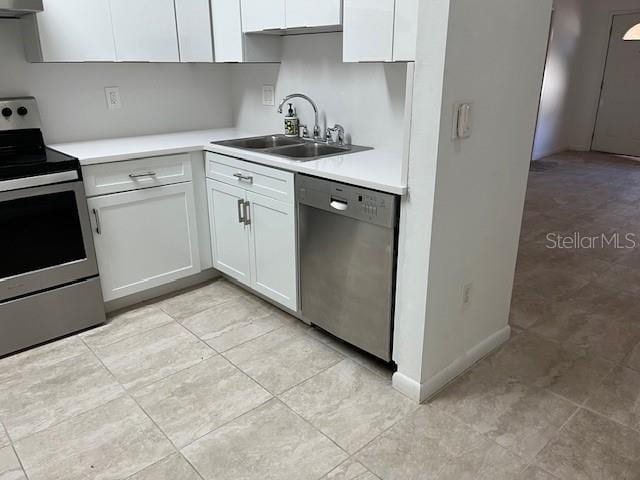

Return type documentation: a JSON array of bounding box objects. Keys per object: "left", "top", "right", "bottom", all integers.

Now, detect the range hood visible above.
[{"left": 0, "top": 0, "right": 43, "bottom": 18}]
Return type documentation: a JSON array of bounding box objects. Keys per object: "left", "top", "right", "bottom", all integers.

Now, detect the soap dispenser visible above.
[{"left": 284, "top": 103, "right": 299, "bottom": 137}]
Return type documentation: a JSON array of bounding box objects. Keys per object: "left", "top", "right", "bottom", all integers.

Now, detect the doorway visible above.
[{"left": 592, "top": 12, "right": 640, "bottom": 157}]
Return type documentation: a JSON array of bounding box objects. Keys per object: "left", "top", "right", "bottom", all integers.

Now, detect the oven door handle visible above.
[
  {"left": 0, "top": 171, "right": 79, "bottom": 193},
  {"left": 92, "top": 208, "right": 102, "bottom": 235}
]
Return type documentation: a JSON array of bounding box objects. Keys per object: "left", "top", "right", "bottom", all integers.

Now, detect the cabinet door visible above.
[
  {"left": 175, "top": 0, "right": 214, "bottom": 62},
  {"left": 87, "top": 183, "right": 201, "bottom": 302},
  {"left": 207, "top": 179, "right": 251, "bottom": 284},
  {"left": 110, "top": 0, "right": 179, "bottom": 62},
  {"left": 25, "top": 0, "right": 116, "bottom": 62},
  {"left": 285, "top": 0, "right": 342, "bottom": 29},
  {"left": 247, "top": 191, "right": 297, "bottom": 311},
  {"left": 211, "top": 0, "right": 244, "bottom": 62},
  {"left": 240, "top": 0, "right": 285, "bottom": 32},
  {"left": 393, "top": 0, "right": 418, "bottom": 61},
  {"left": 343, "top": 0, "right": 394, "bottom": 62}
]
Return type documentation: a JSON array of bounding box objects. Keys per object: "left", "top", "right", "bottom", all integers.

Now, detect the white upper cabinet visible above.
[
  {"left": 343, "top": 0, "right": 417, "bottom": 62},
  {"left": 343, "top": 0, "right": 395, "bottom": 62},
  {"left": 211, "top": 0, "right": 243, "bottom": 62},
  {"left": 22, "top": 0, "right": 116, "bottom": 62},
  {"left": 110, "top": 0, "right": 180, "bottom": 62},
  {"left": 285, "top": 0, "right": 342, "bottom": 29},
  {"left": 241, "top": 0, "right": 342, "bottom": 33},
  {"left": 212, "top": 0, "right": 281, "bottom": 62},
  {"left": 393, "top": 0, "right": 419, "bottom": 61},
  {"left": 241, "top": 0, "right": 285, "bottom": 32},
  {"left": 24, "top": 0, "right": 413, "bottom": 63},
  {"left": 175, "top": 0, "right": 214, "bottom": 62}
]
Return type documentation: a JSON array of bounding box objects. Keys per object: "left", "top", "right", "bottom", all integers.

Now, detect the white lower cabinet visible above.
[
  {"left": 207, "top": 175, "right": 297, "bottom": 311},
  {"left": 207, "top": 180, "right": 252, "bottom": 283},
  {"left": 87, "top": 182, "right": 201, "bottom": 302},
  {"left": 247, "top": 191, "right": 297, "bottom": 310}
]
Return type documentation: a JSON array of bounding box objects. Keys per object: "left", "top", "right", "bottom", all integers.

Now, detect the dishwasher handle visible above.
[{"left": 330, "top": 198, "right": 348, "bottom": 211}]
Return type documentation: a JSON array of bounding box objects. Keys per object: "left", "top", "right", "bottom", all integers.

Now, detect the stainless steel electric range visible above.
[{"left": 0, "top": 97, "right": 105, "bottom": 357}]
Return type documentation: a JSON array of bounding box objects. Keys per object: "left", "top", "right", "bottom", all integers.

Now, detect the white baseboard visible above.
[
  {"left": 532, "top": 146, "right": 569, "bottom": 161},
  {"left": 392, "top": 325, "right": 511, "bottom": 403},
  {"left": 392, "top": 371, "right": 423, "bottom": 402}
]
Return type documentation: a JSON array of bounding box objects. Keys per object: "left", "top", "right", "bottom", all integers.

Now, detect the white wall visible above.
[
  {"left": 0, "top": 19, "right": 233, "bottom": 144},
  {"left": 393, "top": 0, "right": 553, "bottom": 401},
  {"left": 532, "top": 0, "right": 584, "bottom": 160},
  {"left": 391, "top": 0, "right": 450, "bottom": 398},
  {"left": 229, "top": 33, "right": 408, "bottom": 155}
]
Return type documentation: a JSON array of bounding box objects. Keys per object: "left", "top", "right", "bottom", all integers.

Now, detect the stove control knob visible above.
[
  {"left": 1, "top": 107, "right": 12, "bottom": 118},
  {"left": 17, "top": 106, "right": 28, "bottom": 116}
]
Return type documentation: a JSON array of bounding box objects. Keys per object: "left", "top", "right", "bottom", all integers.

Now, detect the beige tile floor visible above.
[{"left": 2, "top": 150, "right": 640, "bottom": 479}]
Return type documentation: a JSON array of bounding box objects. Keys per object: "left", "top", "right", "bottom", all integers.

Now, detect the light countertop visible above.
[{"left": 51, "top": 129, "right": 407, "bottom": 195}]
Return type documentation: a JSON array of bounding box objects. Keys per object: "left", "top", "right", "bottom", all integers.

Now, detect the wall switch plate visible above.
[
  {"left": 104, "top": 87, "right": 122, "bottom": 110},
  {"left": 262, "top": 85, "right": 275, "bottom": 106},
  {"left": 453, "top": 101, "right": 473, "bottom": 140}
]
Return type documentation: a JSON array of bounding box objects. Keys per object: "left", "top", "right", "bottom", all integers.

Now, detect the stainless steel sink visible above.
[
  {"left": 212, "top": 135, "right": 372, "bottom": 162},
  {"left": 215, "top": 135, "right": 304, "bottom": 150},
  {"left": 271, "top": 143, "right": 350, "bottom": 158}
]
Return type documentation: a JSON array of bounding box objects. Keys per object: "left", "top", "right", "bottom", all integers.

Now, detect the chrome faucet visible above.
[
  {"left": 326, "top": 124, "right": 345, "bottom": 146},
  {"left": 277, "top": 94, "right": 322, "bottom": 140}
]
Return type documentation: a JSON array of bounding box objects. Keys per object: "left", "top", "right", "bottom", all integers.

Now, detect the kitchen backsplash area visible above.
[{"left": 231, "top": 33, "right": 408, "bottom": 154}]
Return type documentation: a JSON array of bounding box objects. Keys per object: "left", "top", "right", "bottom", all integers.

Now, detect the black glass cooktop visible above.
[{"left": 0, "top": 129, "right": 80, "bottom": 182}]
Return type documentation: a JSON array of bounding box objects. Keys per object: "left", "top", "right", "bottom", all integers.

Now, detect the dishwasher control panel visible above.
[
  {"left": 359, "top": 193, "right": 389, "bottom": 219},
  {"left": 297, "top": 174, "right": 398, "bottom": 229}
]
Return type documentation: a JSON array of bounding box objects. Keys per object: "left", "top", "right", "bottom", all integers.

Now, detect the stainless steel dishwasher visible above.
[{"left": 297, "top": 174, "right": 399, "bottom": 361}]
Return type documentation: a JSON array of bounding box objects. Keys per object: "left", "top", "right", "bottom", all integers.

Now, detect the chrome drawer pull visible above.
[
  {"left": 237, "top": 199, "right": 245, "bottom": 224},
  {"left": 129, "top": 171, "right": 157, "bottom": 179},
  {"left": 233, "top": 172, "right": 254, "bottom": 184},
  {"left": 243, "top": 201, "right": 251, "bottom": 226}
]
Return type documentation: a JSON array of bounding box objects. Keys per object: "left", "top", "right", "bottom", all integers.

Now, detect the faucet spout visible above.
[{"left": 277, "top": 93, "right": 321, "bottom": 140}]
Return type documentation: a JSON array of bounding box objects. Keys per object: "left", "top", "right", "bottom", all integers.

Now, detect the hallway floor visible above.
[{"left": 1, "top": 150, "right": 639, "bottom": 479}]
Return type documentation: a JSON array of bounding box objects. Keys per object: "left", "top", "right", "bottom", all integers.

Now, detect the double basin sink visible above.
[{"left": 212, "top": 135, "right": 371, "bottom": 162}]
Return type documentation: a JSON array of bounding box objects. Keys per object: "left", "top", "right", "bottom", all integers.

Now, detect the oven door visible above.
[{"left": 0, "top": 179, "right": 99, "bottom": 302}]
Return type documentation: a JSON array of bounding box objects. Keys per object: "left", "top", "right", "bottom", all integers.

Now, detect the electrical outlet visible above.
[
  {"left": 462, "top": 282, "right": 473, "bottom": 309},
  {"left": 104, "top": 87, "right": 122, "bottom": 110},
  {"left": 262, "top": 85, "right": 275, "bottom": 106}
]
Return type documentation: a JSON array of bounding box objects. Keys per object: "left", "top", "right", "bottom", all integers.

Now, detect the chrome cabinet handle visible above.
[
  {"left": 129, "top": 171, "right": 157, "bottom": 179},
  {"left": 243, "top": 201, "right": 251, "bottom": 226},
  {"left": 233, "top": 172, "right": 254, "bottom": 184},
  {"left": 237, "top": 199, "right": 245, "bottom": 224},
  {"left": 92, "top": 208, "right": 102, "bottom": 235}
]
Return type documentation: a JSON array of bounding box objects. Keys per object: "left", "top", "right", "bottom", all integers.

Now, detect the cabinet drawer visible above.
[
  {"left": 206, "top": 152, "right": 294, "bottom": 204},
  {"left": 83, "top": 153, "right": 192, "bottom": 197}
]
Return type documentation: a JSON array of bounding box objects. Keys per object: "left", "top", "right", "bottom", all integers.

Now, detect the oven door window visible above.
[{"left": 0, "top": 191, "right": 87, "bottom": 279}]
